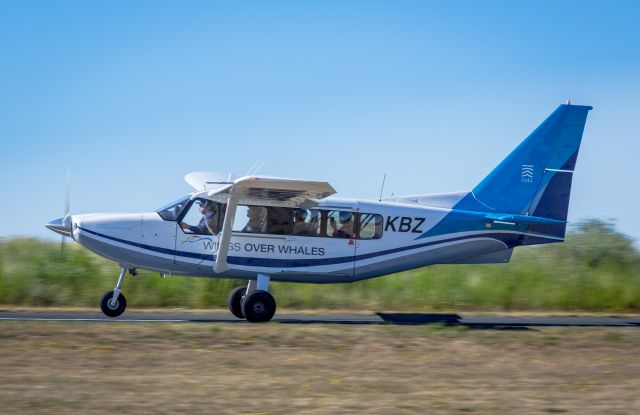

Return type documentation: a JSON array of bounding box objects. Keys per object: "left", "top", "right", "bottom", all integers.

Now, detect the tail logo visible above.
[{"left": 521, "top": 165, "right": 534, "bottom": 183}]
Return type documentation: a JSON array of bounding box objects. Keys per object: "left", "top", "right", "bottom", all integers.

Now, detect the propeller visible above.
[
  {"left": 61, "top": 169, "right": 71, "bottom": 255},
  {"left": 45, "top": 169, "right": 73, "bottom": 255}
]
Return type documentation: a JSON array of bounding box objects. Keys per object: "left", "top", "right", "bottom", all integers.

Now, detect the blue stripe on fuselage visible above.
[{"left": 78, "top": 226, "right": 553, "bottom": 268}]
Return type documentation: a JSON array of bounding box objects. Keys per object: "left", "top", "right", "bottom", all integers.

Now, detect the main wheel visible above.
[
  {"left": 241, "top": 290, "right": 276, "bottom": 323},
  {"left": 100, "top": 291, "right": 127, "bottom": 317},
  {"left": 228, "top": 285, "right": 247, "bottom": 319}
]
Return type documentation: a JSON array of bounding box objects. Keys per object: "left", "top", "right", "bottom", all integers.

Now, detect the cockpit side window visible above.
[
  {"left": 156, "top": 196, "right": 190, "bottom": 221},
  {"left": 179, "top": 198, "right": 222, "bottom": 235}
]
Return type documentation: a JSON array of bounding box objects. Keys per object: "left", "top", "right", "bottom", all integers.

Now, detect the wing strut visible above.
[{"left": 214, "top": 190, "right": 240, "bottom": 274}]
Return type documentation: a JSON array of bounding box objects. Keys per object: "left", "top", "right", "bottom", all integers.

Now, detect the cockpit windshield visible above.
[{"left": 156, "top": 196, "right": 190, "bottom": 221}]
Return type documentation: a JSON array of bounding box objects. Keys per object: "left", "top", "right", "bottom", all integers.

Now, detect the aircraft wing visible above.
[
  {"left": 195, "top": 176, "right": 335, "bottom": 274},
  {"left": 195, "top": 175, "right": 336, "bottom": 207}
]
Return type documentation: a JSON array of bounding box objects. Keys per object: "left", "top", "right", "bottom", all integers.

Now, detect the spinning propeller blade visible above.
[{"left": 61, "top": 169, "right": 71, "bottom": 255}]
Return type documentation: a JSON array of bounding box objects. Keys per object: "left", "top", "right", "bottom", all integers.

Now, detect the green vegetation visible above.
[{"left": 1, "top": 219, "right": 638, "bottom": 310}]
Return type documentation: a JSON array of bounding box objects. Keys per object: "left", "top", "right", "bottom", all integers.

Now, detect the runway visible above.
[{"left": 1, "top": 310, "right": 640, "bottom": 328}]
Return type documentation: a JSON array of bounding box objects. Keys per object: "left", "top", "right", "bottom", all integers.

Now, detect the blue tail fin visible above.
[{"left": 460, "top": 103, "right": 592, "bottom": 221}]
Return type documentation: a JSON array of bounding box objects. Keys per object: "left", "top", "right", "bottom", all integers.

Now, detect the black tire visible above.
[
  {"left": 228, "top": 285, "right": 247, "bottom": 319},
  {"left": 241, "top": 290, "right": 276, "bottom": 323},
  {"left": 100, "top": 291, "right": 127, "bottom": 317}
]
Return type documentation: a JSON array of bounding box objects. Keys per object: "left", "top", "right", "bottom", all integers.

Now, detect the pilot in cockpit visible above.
[{"left": 180, "top": 200, "right": 219, "bottom": 234}]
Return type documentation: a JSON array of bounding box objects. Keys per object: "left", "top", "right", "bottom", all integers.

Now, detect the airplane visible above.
[{"left": 46, "top": 103, "right": 592, "bottom": 322}]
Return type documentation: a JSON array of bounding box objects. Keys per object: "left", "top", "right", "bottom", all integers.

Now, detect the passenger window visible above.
[
  {"left": 358, "top": 213, "right": 383, "bottom": 239},
  {"left": 266, "top": 207, "right": 292, "bottom": 235},
  {"left": 179, "top": 199, "right": 222, "bottom": 235},
  {"left": 228, "top": 205, "right": 375, "bottom": 239},
  {"left": 292, "top": 208, "right": 320, "bottom": 236},
  {"left": 233, "top": 205, "right": 268, "bottom": 234},
  {"left": 326, "top": 210, "right": 355, "bottom": 239}
]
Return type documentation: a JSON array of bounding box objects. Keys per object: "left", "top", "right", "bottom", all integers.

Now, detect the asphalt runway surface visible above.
[{"left": 1, "top": 310, "right": 640, "bottom": 328}]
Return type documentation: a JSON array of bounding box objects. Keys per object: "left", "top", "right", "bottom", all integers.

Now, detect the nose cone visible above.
[{"left": 45, "top": 217, "right": 72, "bottom": 237}]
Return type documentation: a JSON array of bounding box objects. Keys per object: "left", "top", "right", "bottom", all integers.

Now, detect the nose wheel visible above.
[
  {"left": 100, "top": 291, "right": 127, "bottom": 317},
  {"left": 100, "top": 267, "right": 127, "bottom": 317}
]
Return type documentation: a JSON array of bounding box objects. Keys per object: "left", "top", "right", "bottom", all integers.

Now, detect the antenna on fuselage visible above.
[{"left": 378, "top": 173, "right": 387, "bottom": 202}]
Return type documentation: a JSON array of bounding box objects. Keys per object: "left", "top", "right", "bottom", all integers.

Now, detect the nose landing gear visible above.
[
  {"left": 100, "top": 291, "right": 127, "bottom": 317},
  {"left": 100, "top": 267, "right": 127, "bottom": 317}
]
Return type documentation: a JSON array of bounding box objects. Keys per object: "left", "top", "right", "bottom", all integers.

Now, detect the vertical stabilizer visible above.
[{"left": 466, "top": 103, "right": 592, "bottom": 220}]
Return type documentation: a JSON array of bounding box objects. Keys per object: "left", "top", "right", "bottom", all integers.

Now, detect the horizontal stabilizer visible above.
[{"left": 484, "top": 213, "right": 566, "bottom": 226}]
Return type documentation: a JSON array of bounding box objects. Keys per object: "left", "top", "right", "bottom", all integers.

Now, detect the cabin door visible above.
[{"left": 353, "top": 204, "right": 385, "bottom": 279}]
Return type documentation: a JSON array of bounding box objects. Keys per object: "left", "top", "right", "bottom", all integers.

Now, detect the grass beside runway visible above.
[
  {"left": 1, "top": 321, "right": 639, "bottom": 414},
  {"left": 2, "top": 219, "right": 639, "bottom": 311}
]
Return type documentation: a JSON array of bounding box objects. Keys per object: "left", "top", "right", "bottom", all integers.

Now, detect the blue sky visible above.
[{"left": 1, "top": 0, "right": 639, "bottom": 242}]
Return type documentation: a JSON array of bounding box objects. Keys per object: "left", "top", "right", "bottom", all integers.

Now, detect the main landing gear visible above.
[
  {"left": 228, "top": 274, "right": 276, "bottom": 323},
  {"left": 100, "top": 267, "right": 127, "bottom": 317}
]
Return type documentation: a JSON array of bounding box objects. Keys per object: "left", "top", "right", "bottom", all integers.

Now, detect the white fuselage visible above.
[{"left": 67, "top": 195, "right": 547, "bottom": 283}]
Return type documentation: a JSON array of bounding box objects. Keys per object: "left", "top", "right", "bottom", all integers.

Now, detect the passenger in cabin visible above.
[
  {"left": 267, "top": 207, "right": 291, "bottom": 234},
  {"left": 308, "top": 210, "right": 320, "bottom": 234},
  {"left": 243, "top": 206, "right": 267, "bottom": 233},
  {"left": 330, "top": 211, "right": 355, "bottom": 238},
  {"left": 180, "top": 200, "right": 219, "bottom": 235},
  {"left": 293, "top": 209, "right": 313, "bottom": 236}
]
